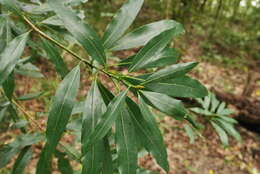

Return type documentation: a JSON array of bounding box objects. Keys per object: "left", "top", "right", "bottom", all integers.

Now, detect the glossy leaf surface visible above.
[{"left": 103, "top": 0, "right": 144, "bottom": 49}]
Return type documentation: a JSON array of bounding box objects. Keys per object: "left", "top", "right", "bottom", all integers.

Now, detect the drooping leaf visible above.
[
  {"left": 211, "top": 121, "right": 229, "bottom": 146},
  {"left": 143, "top": 62, "right": 198, "bottom": 84},
  {"left": 11, "top": 146, "right": 32, "bottom": 174},
  {"left": 42, "top": 38, "right": 68, "bottom": 79},
  {"left": 102, "top": 137, "right": 113, "bottom": 174},
  {"left": 138, "top": 96, "right": 169, "bottom": 172},
  {"left": 112, "top": 20, "right": 184, "bottom": 51},
  {"left": 128, "top": 29, "right": 181, "bottom": 72},
  {"left": 55, "top": 151, "right": 73, "bottom": 174},
  {"left": 0, "top": 32, "right": 29, "bottom": 85},
  {"left": 126, "top": 98, "right": 169, "bottom": 172},
  {"left": 48, "top": 0, "right": 106, "bottom": 65},
  {"left": 103, "top": 0, "right": 144, "bottom": 49},
  {"left": 82, "top": 90, "right": 128, "bottom": 155},
  {"left": 36, "top": 65, "right": 80, "bottom": 174},
  {"left": 81, "top": 81, "right": 106, "bottom": 174},
  {"left": 116, "top": 107, "right": 138, "bottom": 174},
  {"left": 145, "top": 76, "right": 207, "bottom": 98},
  {"left": 215, "top": 118, "right": 242, "bottom": 142},
  {"left": 141, "top": 91, "right": 187, "bottom": 120}
]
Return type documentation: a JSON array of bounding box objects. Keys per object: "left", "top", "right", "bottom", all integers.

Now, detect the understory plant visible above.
[{"left": 0, "top": 0, "right": 239, "bottom": 174}]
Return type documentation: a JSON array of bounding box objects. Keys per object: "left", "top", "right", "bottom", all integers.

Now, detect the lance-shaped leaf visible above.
[
  {"left": 3, "top": 73, "right": 15, "bottom": 99},
  {"left": 42, "top": 38, "right": 68, "bottom": 79},
  {"left": 83, "top": 90, "right": 128, "bottom": 155},
  {"left": 120, "top": 48, "right": 179, "bottom": 69},
  {"left": 0, "top": 17, "right": 12, "bottom": 52},
  {"left": 211, "top": 121, "right": 229, "bottom": 146},
  {"left": 81, "top": 81, "right": 106, "bottom": 174},
  {"left": 36, "top": 65, "right": 80, "bottom": 174},
  {"left": 141, "top": 91, "right": 187, "bottom": 120},
  {"left": 48, "top": 0, "right": 106, "bottom": 65},
  {"left": 126, "top": 98, "right": 169, "bottom": 172},
  {"left": 112, "top": 20, "right": 184, "bottom": 51},
  {"left": 0, "top": 32, "right": 29, "bottom": 85},
  {"left": 214, "top": 118, "right": 242, "bottom": 142},
  {"left": 116, "top": 107, "right": 138, "bottom": 174},
  {"left": 129, "top": 29, "right": 180, "bottom": 72},
  {"left": 97, "top": 82, "right": 115, "bottom": 105},
  {"left": 103, "top": 0, "right": 144, "bottom": 49},
  {"left": 145, "top": 76, "right": 207, "bottom": 98},
  {"left": 96, "top": 82, "right": 114, "bottom": 174},
  {"left": 11, "top": 146, "right": 32, "bottom": 174},
  {"left": 138, "top": 96, "right": 169, "bottom": 172},
  {"left": 144, "top": 62, "right": 198, "bottom": 84}
]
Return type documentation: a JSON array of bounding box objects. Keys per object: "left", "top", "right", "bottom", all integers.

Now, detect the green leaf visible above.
[
  {"left": 42, "top": 38, "right": 68, "bottom": 79},
  {"left": 126, "top": 98, "right": 169, "bottom": 172},
  {"left": 102, "top": 137, "right": 113, "bottom": 174},
  {"left": 217, "top": 116, "right": 237, "bottom": 124},
  {"left": 210, "top": 93, "right": 219, "bottom": 113},
  {"left": 141, "top": 91, "right": 187, "bottom": 120},
  {"left": 17, "top": 92, "right": 44, "bottom": 101},
  {"left": 144, "top": 62, "right": 198, "bottom": 84},
  {"left": 203, "top": 95, "right": 211, "bottom": 110},
  {"left": 83, "top": 90, "right": 128, "bottom": 155},
  {"left": 190, "top": 107, "right": 212, "bottom": 116},
  {"left": 103, "top": 0, "right": 144, "bottom": 49},
  {"left": 138, "top": 96, "right": 169, "bottom": 172},
  {"left": 36, "top": 65, "right": 80, "bottom": 174},
  {"left": 0, "top": 32, "right": 29, "bottom": 85},
  {"left": 211, "top": 121, "right": 229, "bottom": 146},
  {"left": 15, "top": 62, "right": 44, "bottom": 78},
  {"left": 81, "top": 81, "right": 106, "bottom": 174},
  {"left": 3, "top": 73, "right": 15, "bottom": 99},
  {"left": 41, "top": 15, "right": 64, "bottom": 27},
  {"left": 184, "top": 124, "right": 196, "bottom": 144},
  {"left": 0, "top": 107, "right": 8, "bottom": 122},
  {"left": 55, "top": 151, "right": 73, "bottom": 174},
  {"left": 48, "top": 1, "right": 106, "bottom": 65},
  {"left": 11, "top": 146, "right": 32, "bottom": 174},
  {"left": 97, "top": 82, "right": 115, "bottom": 105},
  {"left": 116, "top": 107, "right": 138, "bottom": 174},
  {"left": 120, "top": 48, "right": 179, "bottom": 69},
  {"left": 0, "top": 16, "right": 12, "bottom": 53},
  {"left": 1, "top": 0, "right": 22, "bottom": 16},
  {"left": 216, "top": 102, "right": 226, "bottom": 114},
  {"left": 128, "top": 29, "right": 181, "bottom": 72},
  {"left": 145, "top": 76, "right": 207, "bottom": 98},
  {"left": 0, "top": 144, "right": 20, "bottom": 168},
  {"left": 215, "top": 118, "right": 242, "bottom": 142},
  {"left": 0, "top": 133, "right": 43, "bottom": 168},
  {"left": 112, "top": 20, "right": 184, "bottom": 51}
]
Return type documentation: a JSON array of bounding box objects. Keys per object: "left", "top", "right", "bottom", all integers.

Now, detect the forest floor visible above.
[
  {"left": 139, "top": 41, "right": 260, "bottom": 174},
  {"left": 1, "top": 39, "right": 260, "bottom": 174}
]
